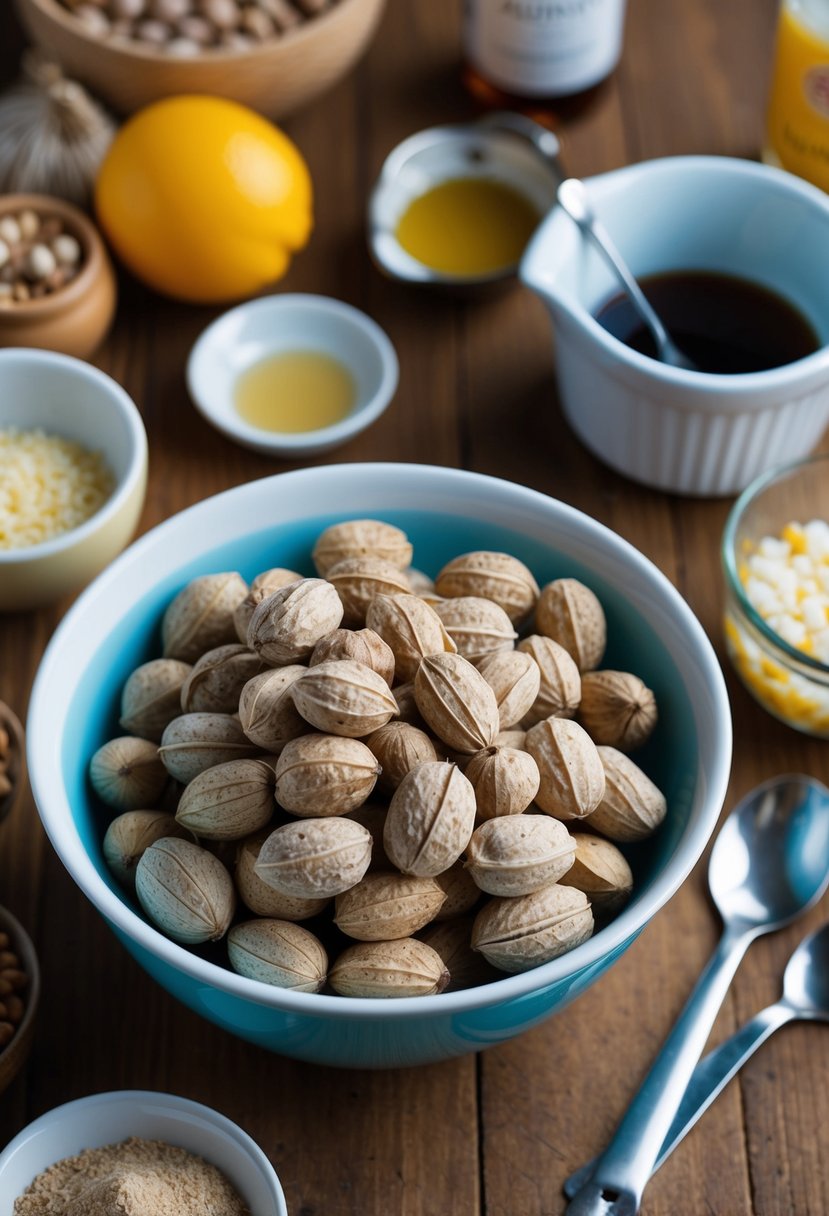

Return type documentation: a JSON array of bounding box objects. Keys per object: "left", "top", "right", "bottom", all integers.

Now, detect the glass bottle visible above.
[
  {"left": 764, "top": 0, "right": 829, "bottom": 191},
  {"left": 462, "top": 0, "right": 629, "bottom": 121}
]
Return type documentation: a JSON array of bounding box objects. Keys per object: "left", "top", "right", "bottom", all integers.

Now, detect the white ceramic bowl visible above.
[
  {"left": 0, "top": 349, "right": 148, "bottom": 610},
  {"left": 521, "top": 156, "right": 829, "bottom": 497},
  {"left": 0, "top": 1090, "right": 287, "bottom": 1216},
  {"left": 187, "top": 294, "right": 399, "bottom": 458},
  {"left": 26, "top": 464, "right": 732, "bottom": 1068}
]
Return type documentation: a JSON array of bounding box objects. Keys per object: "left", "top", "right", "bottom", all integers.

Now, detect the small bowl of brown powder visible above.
[{"left": 0, "top": 1090, "right": 286, "bottom": 1216}]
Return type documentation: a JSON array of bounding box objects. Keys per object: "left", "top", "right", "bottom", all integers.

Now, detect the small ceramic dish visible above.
[
  {"left": 0, "top": 194, "right": 116, "bottom": 360},
  {"left": 0, "top": 701, "right": 25, "bottom": 826},
  {"left": 0, "top": 348, "right": 148, "bottom": 611},
  {"left": 723, "top": 452, "right": 829, "bottom": 736},
  {"left": 368, "top": 111, "right": 562, "bottom": 291},
  {"left": 0, "top": 906, "right": 40, "bottom": 1099},
  {"left": 187, "top": 293, "right": 399, "bottom": 458},
  {"left": 0, "top": 1090, "right": 287, "bottom": 1215}
]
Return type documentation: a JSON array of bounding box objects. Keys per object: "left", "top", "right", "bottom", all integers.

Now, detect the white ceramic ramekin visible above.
[
  {"left": 0, "top": 1090, "right": 287, "bottom": 1216},
  {"left": 521, "top": 156, "right": 829, "bottom": 497},
  {"left": 0, "top": 348, "right": 148, "bottom": 610}
]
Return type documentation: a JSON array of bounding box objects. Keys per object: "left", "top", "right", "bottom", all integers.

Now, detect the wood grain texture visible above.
[{"left": 2, "top": 1, "right": 829, "bottom": 1214}]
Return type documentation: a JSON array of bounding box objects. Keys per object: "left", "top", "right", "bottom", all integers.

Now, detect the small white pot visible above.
[{"left": 521, "top": 156, "right": 829, "bottom": 497}]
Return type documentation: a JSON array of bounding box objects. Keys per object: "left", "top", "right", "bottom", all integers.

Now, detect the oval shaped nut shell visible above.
[
  {"left": 535, "top": 578, "right": 607, "bottom": 672},
  {"left": 238, "top": 666, "right": 307, "bottom": 752},
  {"left": 434, "top": 551, "right": 540, "bottom": 625},
  {"left": 175, "top": 758, "right": 275, "bottom": 840},
  {"left": 89, "top": 736, "right": 169, "bottom": 811},
  {"left": 419, "top": 917, "right": 497, "bottom": 990},
  {"left": 119, "top": 658, "right": 193, "bottom": 741},
  {"left": 180, "top": 644, "right": 265, "bottom": 714},
  {"left": 465, "top": 746, "right": 540, "bottom": 821},
  {"left": 329, "top": 938, "right": 449, "bottom": 998},
  {"left": 135, "top": 837, "right": 235, "bottom": 945},
  {"left": 247, "top": 578, "right": 344, "bottom": 665},
  {"left": 517, "top": 635, "right": 581, "bottom": 723},
  {"left": 392, "top": 681, "right": 426, "bottom": 727},
  {"left": 406, "top": 567, "right": 435, "bottom": 598},
  {"left": 334, "top": 873, "right": 446, "bottom": 941},
  {"left": 312, "top": 519, "right": 413, "bottom": 578},
  {"left": 434, "top": 860, "right": 481, "bottom": 920},
  {"left": 162, "top": 572, "right": 248, "bottom": 662},
  {"left": 471, "top": 884, "right": 593, "bottom": 973},
  {"left": 414, "top": 653, "right": 499, "bottom": 754},
  {"left": 366, "top": 721, "right": 438, "bottom": 793},
  {"left": 559, "top": 832, "right": 634, "bottom": 916},
  {"left": 585, "top": 747, "right": 667, "bottom": 842},
  {"left": 525, "top": 718, "right": 605, "bottom": 820},
  {"left": 466, "top": 816, "right": 576, "bottom": 897},
  {"left": 433, "top": 596, "right": 517, "bottom": 664},
  {"left": 254, "top": 817, "right": 372, "bottom": 899},
  {"left": 235, "top": 832, "right": 330, "bottom": 920},
  {"left": 228, "top": 919, "right": 328, "bottom": 992},
  {"left": 477, "top": 650, "right": 541, "bottom": 731},
  {"left": 233, "top": 568, "right": 304, "bottom": 643},
  {"left": 310, "top": 627, "right": 396, "bottom": 687},
  {"left": 159, "top": 713, "right": 259, "bottom": 784},
  {"left": 366, "top": 593, "right": 457, "bottom": 680},
  {"left": 383, "top": 761, "right": 476, "bottom": 877},
  {"left": 103, "top": 810, "right": 189, "bottom": 890},
  {"left": 274, "top": 734, "right": 380, "bottom": 816},
  {"left": 291, "top": 660, "right": 398, "bottom": 737},
  {"left": 578, "top": 670, "right": 658, "bottom": 751},
  {"left": 325, "top": 557, "right": 412, "bottom": 626}
]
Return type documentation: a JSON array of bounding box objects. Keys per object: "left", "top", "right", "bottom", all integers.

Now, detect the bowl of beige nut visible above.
[
  {"left": 27, "top": 463, "right": 732, "bottom": 1068},
  {"left": 0, "top": 347, "right": 147, "bottom": 611},
  {"left": 0, "top": 1089, "right": 286, "bottom": 1215}
]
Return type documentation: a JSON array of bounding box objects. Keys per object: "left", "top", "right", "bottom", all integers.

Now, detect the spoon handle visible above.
[
  {"left": 653, "top": 1000, "right": 794, "bottom": 1171},
  {"left": 564, "top": 926, "right": 754, "bottom": 1216}
]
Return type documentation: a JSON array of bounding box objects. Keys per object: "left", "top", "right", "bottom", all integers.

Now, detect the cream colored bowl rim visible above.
[{"left": 0, "top": 349, "right": 148, "bottom": 565}]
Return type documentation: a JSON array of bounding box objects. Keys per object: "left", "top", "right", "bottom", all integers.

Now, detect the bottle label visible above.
[
  {"left": 765, "top": 5, "right": 829, "bottom": 192},
  {"left": 464, "top": 0, "right": 627, "bottom": 98}
]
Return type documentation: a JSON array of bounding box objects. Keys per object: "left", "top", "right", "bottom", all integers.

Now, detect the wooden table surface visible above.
[{"left": 3, "top": 2, "right": 829, "bottom": 1213}]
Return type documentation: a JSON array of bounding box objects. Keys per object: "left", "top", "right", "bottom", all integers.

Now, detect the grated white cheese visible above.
[{"left": 0, "top": 426, "right": 114, "bottom": 550}]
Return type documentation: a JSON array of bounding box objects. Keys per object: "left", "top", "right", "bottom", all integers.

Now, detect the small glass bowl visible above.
[{"left": 722, "top": 452, "right": 829, "bottom": 736}]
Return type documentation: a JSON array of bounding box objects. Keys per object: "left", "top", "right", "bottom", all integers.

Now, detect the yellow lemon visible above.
[{"left": 95, "top": 95, "right": 313, "bottom": 304}]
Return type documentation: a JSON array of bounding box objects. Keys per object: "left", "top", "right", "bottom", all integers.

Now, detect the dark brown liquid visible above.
[{"left": 595, "top": 271, "right": 820, "bottom": 374}]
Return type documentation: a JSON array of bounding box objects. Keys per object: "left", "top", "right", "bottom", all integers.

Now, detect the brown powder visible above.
[{"left": 14, "top": 1136, "right": 250, "bottom": 1216}]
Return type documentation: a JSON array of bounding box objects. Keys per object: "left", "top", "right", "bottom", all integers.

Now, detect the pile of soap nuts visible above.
[
  {"left": 90, "top": 520, "right": 665, "bottom": 999},
  {"left": 0, "top": 208, "right": 82, "bottom": 306},
  {"left": 62, "top": 0, "right": 341, "bottom": 54},
  {"left": 0, "top": 930, "right": 28, "bottom": 1049}
]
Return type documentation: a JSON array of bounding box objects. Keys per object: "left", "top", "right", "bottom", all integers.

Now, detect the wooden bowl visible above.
[
  {"left": 0, "top": 702, "right": 25, "bottom": 828},
  {"left": 0, "top": 194, "right": 116, "bottom": 360},
  {"left": 14, "top": 0, "right": 387, "bottom": 119},
  {"left": 0, "top": 907, "right": 39, "bottom": 1097}
]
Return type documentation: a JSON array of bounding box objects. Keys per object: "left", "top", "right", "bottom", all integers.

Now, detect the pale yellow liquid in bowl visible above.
[{"left": 235, "top": 350, "right": 356, "bottom": 433}]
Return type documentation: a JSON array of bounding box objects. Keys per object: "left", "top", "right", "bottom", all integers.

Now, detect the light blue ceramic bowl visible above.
[{"left": 26, "top": 464, "right": 732, "bottom": 1069}]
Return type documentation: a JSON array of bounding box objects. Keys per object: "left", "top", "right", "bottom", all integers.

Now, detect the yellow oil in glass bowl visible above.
[
  {"left": 395, "top": 177, "right": 541, "bottom": 277},
  {"left": 235, "top": 350, "right": 355, "bottom": 433}
]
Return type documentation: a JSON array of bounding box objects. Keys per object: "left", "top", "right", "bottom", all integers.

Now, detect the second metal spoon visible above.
[{"left": 556, "top": 177, "right": 697, "bottom": 372}]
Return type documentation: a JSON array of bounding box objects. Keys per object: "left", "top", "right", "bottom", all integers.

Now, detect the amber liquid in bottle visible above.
[{"left": 462, "top": 0, "right": 628, "bottom": 125}]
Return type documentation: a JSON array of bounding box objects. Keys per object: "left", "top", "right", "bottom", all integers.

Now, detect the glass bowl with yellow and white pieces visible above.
[{"left": 723, "top": 452, "right": 829, "bottom": 736}]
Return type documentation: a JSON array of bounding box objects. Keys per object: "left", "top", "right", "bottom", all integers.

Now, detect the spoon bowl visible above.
[
  {"left": 782, "top": 922, "right": 829, "bottom": 1016},
  {"left": 709, "top": 774, "right": 829, "bottom": 933}
]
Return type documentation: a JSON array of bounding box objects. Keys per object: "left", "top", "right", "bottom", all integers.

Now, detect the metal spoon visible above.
[
  {"left": 556, "top": 177, "right": 697, "bottom": 372},
  {"left": 564, "top": 774, "right": 829, "bottom": 1216},
  {"left": 565, "top": 920, "right": 829, "bottom": 1196}
]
